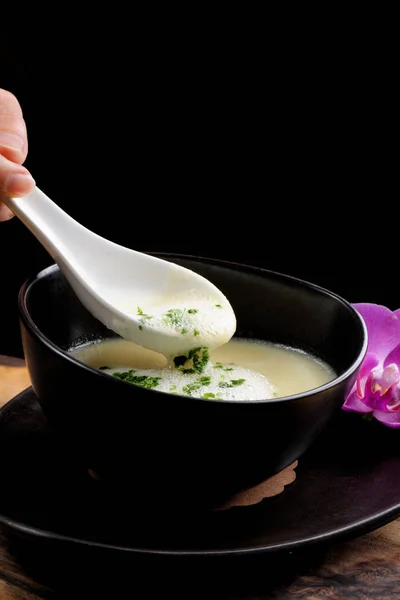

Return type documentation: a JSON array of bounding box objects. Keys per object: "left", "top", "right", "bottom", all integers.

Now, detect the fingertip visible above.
[
  {"left": 5, "top": 172, "right": 35, "bottom": 197},
  {"left": 0, "top": 203, "right": 15, "bottom": 221}
]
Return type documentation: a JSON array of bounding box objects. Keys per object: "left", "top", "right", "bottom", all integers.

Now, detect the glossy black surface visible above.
[
  {"left": 17, "top": 256, "right": 367, "bottom": 508},
  {"left": 1, "top": 389, "right": 400, "bottom": 558}
]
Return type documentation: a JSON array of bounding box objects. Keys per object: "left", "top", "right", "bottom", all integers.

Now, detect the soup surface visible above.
[{"left": 70, "top": 337, "right": 336, "bottom": 401}]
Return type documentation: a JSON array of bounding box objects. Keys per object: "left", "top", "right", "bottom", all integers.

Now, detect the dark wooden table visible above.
[{"left": 1, "top": 358, "right": 400, "bottom": 599}]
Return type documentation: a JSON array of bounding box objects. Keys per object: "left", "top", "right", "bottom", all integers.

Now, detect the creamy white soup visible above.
[{"left": 70, "top": 337, "right": 336, "bottom": 401}]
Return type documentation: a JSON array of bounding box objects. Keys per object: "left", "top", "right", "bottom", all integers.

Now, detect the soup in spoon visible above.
[{"left": 121, "top": 293, "right": 236, "bottom": 359}]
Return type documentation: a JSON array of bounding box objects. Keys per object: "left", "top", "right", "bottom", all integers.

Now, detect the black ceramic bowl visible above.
[{"left": 18, "top": 255, "right": 367, "bottom": 510}]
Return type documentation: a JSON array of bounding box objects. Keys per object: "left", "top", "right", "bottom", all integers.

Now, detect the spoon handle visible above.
[{"left": 2, "top": 186, "right": 90, "bottom": 261}]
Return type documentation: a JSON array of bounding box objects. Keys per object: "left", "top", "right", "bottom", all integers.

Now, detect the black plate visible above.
[{"left": 1, "top": 388, "right": 400, "bottom": 559}]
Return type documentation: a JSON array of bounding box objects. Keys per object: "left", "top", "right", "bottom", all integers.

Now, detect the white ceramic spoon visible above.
[{"left": 3, "top": 186, "right": 236, "bottom": 357}]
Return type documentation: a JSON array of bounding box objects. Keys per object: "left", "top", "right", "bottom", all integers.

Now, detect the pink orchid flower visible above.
[{"left": 343, "top": 303, "right": 400, "bottom": 428}]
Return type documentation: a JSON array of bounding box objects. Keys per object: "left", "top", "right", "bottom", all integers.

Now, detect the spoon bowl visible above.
[{"left": 3, "top": 187, "right": 236, "bottom": 356}]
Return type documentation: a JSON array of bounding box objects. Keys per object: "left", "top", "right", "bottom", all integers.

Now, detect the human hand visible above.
[{"left": 0, "top": 88, "right": 35, "bottom": 221}]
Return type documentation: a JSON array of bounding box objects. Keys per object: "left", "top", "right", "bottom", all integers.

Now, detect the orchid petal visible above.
[
  {"left": 363, "top": 371, "right": 388, "bottom": 410},
  {"left": 342, "top": 303, "right": 400, "bottom": 428},
  {"left": 358, "top": 352, "right": 380, "bottom": 380},
  {"left": 387, "top": 399, "right": 400, "bottom": 412},
  {"left": 386, "top": 382, "right": 400, "bottom": 411},
  {"left": 342, "top": 389, "right": 373, "bottom": 413},
  {"left": 353, "top": 303, "right": 400, "bottom": 363},
  {"left": 384, "top": 342, "right": 400, "bottom": 370},
  {"left": 372, "top": 408, "right": 400, "bottom": 429},
  {"left": 355, "top": 352, "right": 380, "bottom": 397},
  {"left": 380, "top": 363, "right": 400, "bottom": 391}
]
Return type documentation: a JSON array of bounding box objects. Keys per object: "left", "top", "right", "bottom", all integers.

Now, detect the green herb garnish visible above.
[
  {"left": 181, "top": 328, "right": 188, "bottom": 335},
  {"left": 202, "top": 392, "right": 223, "bottom": 399},
  {"left": 137, "top": 307, "right": 152, "bottom": 320},
  {"left": 194, "top": 329, "right": 200, "bottom": 336},
  {"left": 113, "top": 370, "right": 161, "bottom": 389},
  {"left": 174, "top": 347, "right": 210, "bottom": 374},
  {"left": 218, "top": 378, "right": 246, "bottom": 388},
  {"left": 182, "top": 375, "right": 211, "bottom": 396},
  {"left": 113, "top": 369, "right": 136, "bottom": 377},
  {"left": 137, "top": 306, "right": 153, "bottom": 329},
  {"left": 215, "top": 304, "right": 222, "bottom": 308},
  {"left": 162, "top": 308, "right": 186, "bottom": 326},
  {"left": 162, "top": 307, "right": 200, "bottom": 329},
  {"left": 213, "top": 362, "right": 234, "bottom": 371}
]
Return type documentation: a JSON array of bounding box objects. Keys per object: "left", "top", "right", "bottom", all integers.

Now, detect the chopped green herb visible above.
[
  {"left": 215, "top": 304, "right": 222, "bottom": 308},
  {"left": 182, "top": 383, "right": 199, "bottom": 395},
  {"left": 113, "top": 370, "right": 161, "bottom": 389},
  {"left": 213, "top": 362, "right": 234, "bottom": 371},
  {"left": 201, "top": 392, "right": 223, "bottom": 399},
  {"left": 162, "top": 308, "right": 186, "bottom": 326},
  {"left": 190, "top": 347, "right": 210, "bottom": 373},
  {"left": 113, "top": 369, "right": 136, "bottom": 377},
  {"left": 175, "top": 347, "right": 210, "bottom": 374},
  {"left": 162, "top": 307, "right": 200, "bottom": 331},
  {"left": 182, "top": 375, "right": 211, "bottom": 396},
  {"left": 137, "top": 307, "right": 152, "bottom": 320},
  {"left": 137, "top": 306, "right": 152, "bottom": 329},
  {"left": 170, "top": 385, "right": 177, "bottom": 391},
  {"left": 135, "top": 376, "right": 162, "bottom": 389},
  {"left": 218, "top": 378, "right": 246, "bottom": 388},
  {"left": 194, "top": 329, "right": 200, "bottom": 336}
]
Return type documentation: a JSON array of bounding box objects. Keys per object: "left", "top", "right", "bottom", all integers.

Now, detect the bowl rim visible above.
[{"left": 18, "top": 254, "right": 368, "bottom": 405}]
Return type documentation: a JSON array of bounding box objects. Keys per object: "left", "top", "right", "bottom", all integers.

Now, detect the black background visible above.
[{"left": 1, "top": 29, "right": 397, "bottom": 357}]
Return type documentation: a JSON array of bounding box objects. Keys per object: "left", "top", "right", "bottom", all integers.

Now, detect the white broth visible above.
[{"left": 70, "top": 337, "right": 336, "bottom": 401}]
